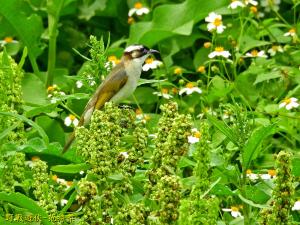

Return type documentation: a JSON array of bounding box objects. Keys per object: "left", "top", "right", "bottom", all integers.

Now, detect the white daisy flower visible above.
[
  {"left": 188, "top": 128, "right": 201, "bottom": 144},
  {"left": 76, "top": 80, "right": 83, "bottom": 88},
  {"left": 119, "top": 152, "right": 129, "bottom": 159},
  {"left": 228, "top": 0, "right": 245, "bottom": 9},
  {"left": 79, "top": 171, "right": 85, "bottom": 175},
  {"left": 60, "top": 199, "right": 68, "bottom": 206},
  {"left": 208, "top": 47, "right": 231, "bottom": 59},
  {"left": 222, "top": 206, "right": 243, "bottom": 218},
  {"left": 128, "top": 2, "right": 150, "bottom": 17},
  {"left": 105, "top": 55, "right": 120, "bottom": 70},
  {"left": 267, "top": 45, "right": 284, "bottom": 56},
  {"left": 64, "top": 115, "right": 79, "bottom": 127},
  {"left": 260, "top": 169, "right": 276, "bottom": 180},
  {"left": 153, "top": 88, "right": 173, "bottom": 99},
  {"left": 142, "top": 57, "right": 163, "bottom": 71},
  {"left": 292, "top": 200, "right": 300, "bottom": 211},
  {"left": 205, "top": 12, "right": 226, "bottom": 34},
  {"left": 244, "top": 0, "right": 258, "bottom": 5},
  {"left": 279, "top": 97, "right": 299, "bottom": 110},
  {"left": 245, "top": 50, "right": 267, "bottom": 58},
  {"left": 179, "top": 83, "right": 202, "bottom": 95},
  {"left": 284, "top": 28, "right": 296, "bottom": 37},
  {"left": 0, "top": 37, "right": 18, "bottom": 47},
  {"left": 246, "top": 169, "right": 259, "bottom": 181},
  {"left": 261, "top": 0, "right": 280, "bottom": 12}
]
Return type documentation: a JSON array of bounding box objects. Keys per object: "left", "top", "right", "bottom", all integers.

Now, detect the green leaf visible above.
[
  {"left": 36, "top": 115, "right": 65, "bottom": 146},
  {"left": 108, "top": 173, "right": 124, "bottom": 181},
  {"left": 128, "top": 0, "right": 227, "bottom": 46},
  {"left": 79, "top": 0, "right": 107, "bottom": 20},
  {"left": 242, "top": 124, "right": 276, "bottom": 170},
  {"left": 0, "top": 192, "right": 53, "bottom": 225},
  {"left": 207, "top": 115, "right": 239, "bottom": 146},
  {"left": 0, "top": 112, "right": 49, "bottom": 145},
  {"left": 0, "top": 0, "right": 44, "bottom": 73},
  {"left": 178, "top": 156, "right": 196, "bottom": 168},
  {"left": 51, "top": 163, "right": 90, "bottom": 174},
  {"left": 238, "top": 194, "right": 270, "bottom": 209},
  {"left": 239, "top": 35, "right": 270, "bottom": 54},
  {"left": 22, "top": 73, "right": 47, "bottom": 105},
  {"left": 253, "top": 71, "right": 282, "bottom": 85}
]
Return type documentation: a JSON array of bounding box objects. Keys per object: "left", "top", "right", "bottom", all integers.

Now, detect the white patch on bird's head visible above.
[{"left": 125, "top": 45, "right": 145, "bottom": 53}]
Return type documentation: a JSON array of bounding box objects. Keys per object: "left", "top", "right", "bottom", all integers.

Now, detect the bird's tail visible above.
[{"left": 63, "top": 131, "right": 75, "bottom": 153}]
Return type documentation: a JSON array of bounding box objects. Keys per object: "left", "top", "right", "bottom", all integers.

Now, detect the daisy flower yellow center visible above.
[
  {"left": 144, "top": 115, "right": 151, "bottom": 121},
  {"left": 250, "top": 6, "right": 257, "bottom": 13},
  {"left": 69, "top": 114, "right": 76, "bottom": 121},
  {"left": 204, "top": 42, "right": 212, "bottom": 48},
  {"left": 246, "top": 169, "right": 252, "bottom": 174},
  {"left": 4, "top": 37, "right": 13, "bottom": 43},
  {"left": 213, "top": 18, "right": 222, "bottom": 26},
  {"left": 52, "top": 175, "right": 58, "bottom": 181},
  {"left": 128, "top": 17, "right": 135, "bottom": 24},
  {"left": 47, "top": 86, "right": 55, "bottom": 92},
  {"left": 231, "top": 206, "right": 239, "bottom": 212},
  {"left": 162, "top": 88, "right": 169, "bottom": 94},
  {"left": 108, "top": 55, "right": 120, "bottom": 64},
  {"left": 283, "top": 98, "right": 292, "bottom": 104},
  {"left": 289, "top": 28, "right": 296, "bottom": 34},
  {"left": 134, "top": 2, "right": 143, "bottom": 9},
  {"left": 194, "top": 131, "right": 201, "bottom": 138},
  {"left": 251, "top": 49, "right": 258, "bottom": 56},
  {"left": 135, "top": 108, "right": 142, "bottom": 115},
  {"left": 67, "top": 181, "right": 73, "bottom": 186},
  {"left": 186, "top": 82, "right": 194, "bottom": 88},
  {"left": 197, "top": 66, "right": 206, "bottom": 73},
  {"left": 215, "top": 47, "right": 224, "bottom": 52},
  {"left": 268, "top": 169, "right": 276, "bottom": 176},
  {"left": 272, "top": 45, "right": 278, "bottom": 51},
  {"left": 174, "top": 67, "right": 182, "bottom": 75},
  {"left": 31, "top": 156, "right": 40, "bottom": 161},
  {"left": 172, "top": 87, "right": 178, "bottom": 94},
  {"left": 145, "top": 57, "right": 154, "bottom": 64}
]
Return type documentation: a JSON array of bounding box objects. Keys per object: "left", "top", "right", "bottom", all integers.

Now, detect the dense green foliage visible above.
[{"left": 1, "top": 0, "right": 300, "bottom": 224}]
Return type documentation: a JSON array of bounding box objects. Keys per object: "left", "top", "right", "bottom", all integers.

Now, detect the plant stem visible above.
[{"left": 46, "top": 0, "right": 65, "bottom": 88}]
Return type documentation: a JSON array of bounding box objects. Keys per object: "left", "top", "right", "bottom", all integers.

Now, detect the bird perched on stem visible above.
[{"left": 63, "top": 45, "right": 159, "bottom": 153}]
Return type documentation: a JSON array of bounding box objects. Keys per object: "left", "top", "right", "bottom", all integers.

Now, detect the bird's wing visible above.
[{"left": 78, "top": 63, "right": 128, "bottom": 126}]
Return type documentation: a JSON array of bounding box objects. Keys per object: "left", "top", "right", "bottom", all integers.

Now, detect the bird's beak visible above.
[{"left": 148, "top": 49, "right": 160, "bottom": 54}]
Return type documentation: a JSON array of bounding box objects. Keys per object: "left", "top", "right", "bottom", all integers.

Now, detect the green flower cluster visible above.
[
  {"left": 146, "top": 102, "right": 192, "bottom": 224},
  {"left": 75, "top": 103, "right": 149, "bottom": 223},
  {"left": 259, "top": 151, "right": 294, "bottom": 225},
  {"left": 77, "top": 179, "right": 101, "bottom": 225},
  {"left": 0, "top": 51, "right": 25, "bottom": 144},
  {"left": 114, "top": 203, "right": 148, "bottom": 225},
  {"left": 179, "top": 122, "right": 219, "bottom": 225},
  {"left": 0, "top": 152, "right": 25, "bottom": 192},
  {"left": 76, "top": 102, "right": 135, "bottom": 180},
  {"left": 32, "top": 159, "right": 57, "bottom": 214}
]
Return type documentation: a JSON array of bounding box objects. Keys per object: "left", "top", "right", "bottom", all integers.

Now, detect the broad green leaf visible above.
[
  {"left": 128, "top": 0, "right": 227, "bottom": 46},
  {"left": 108, "top": 173, "right": 124, "bottom": 181},
  {"left": 178, "top": 156, "right": 196, "bottom": 168},
  {"left": 79, "top": 0, "right": 107, "bottom": 20},
  {"left": 242, "top": 124, "right": 276, "bottom": 170},
  {"left": 238, "top": 194, "right": 270, "bottom": 209},
  {"left": 0, "top": 192, "right": 53, "bottom": 225},
  {"left": 207, "top": 115, "right": 239, "bottom": 146},
  {"left": 51, "top": 163, "right": 90, "bottom": 174},
  {"left": 0, "top": 112, "right": 49, "bottom": 145},
  {"left": 36, "top": 115, "right": 65, "bottom": 145},
  {"left": 239, "top": 35, "right": 270, "bottom": 54},
  {"left": 0, "top": 0, "right": 44, "bottom": 73},
  {"left": 22, "top": 73, "right": 47, "bottom": 105},
  {"left": 253, "top": 71, "right": 282, "bottom": 85}
]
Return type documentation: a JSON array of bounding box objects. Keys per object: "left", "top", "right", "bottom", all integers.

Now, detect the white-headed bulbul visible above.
[{"left": 63, "top": 45, "right": 159, "bottom": 152}]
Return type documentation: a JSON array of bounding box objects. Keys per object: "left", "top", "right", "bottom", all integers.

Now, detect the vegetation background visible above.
[{"left": 0, "top": 0, "right": 300, "bottom": 224}]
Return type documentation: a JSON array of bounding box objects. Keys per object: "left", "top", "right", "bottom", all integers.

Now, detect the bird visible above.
[{"left": 63, "top": 44, "right": 159, "bottom": 153}]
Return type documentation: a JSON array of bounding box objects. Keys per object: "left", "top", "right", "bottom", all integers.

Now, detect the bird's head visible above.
[{"left": 122, "top": 44, "right": 159, "bottom": 67}]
